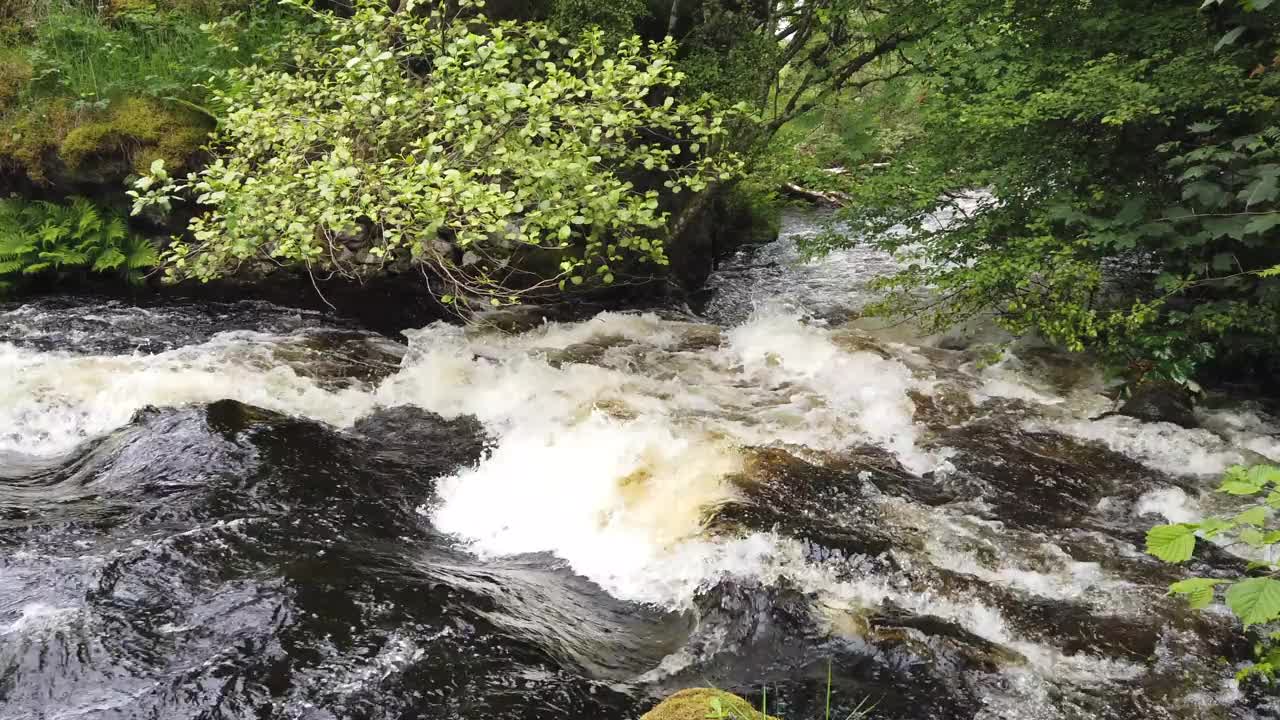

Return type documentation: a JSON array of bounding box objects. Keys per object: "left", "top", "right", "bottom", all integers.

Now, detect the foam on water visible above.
[
  {"left": 0, "top": 335, "right": 380, "bottom": 457},
  {"left": 428, "top": 413, "right": 743, "bottom": 603},
  {"left": 1048, "top": 415, "right": 1246, "bottom": 477},
  {"left": 4, "top": 287, "right": 1278, "bottom": 715}
]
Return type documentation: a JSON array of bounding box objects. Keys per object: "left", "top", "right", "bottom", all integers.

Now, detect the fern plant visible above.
[{"left": 0, "top": 196, "right": 158, "bottom": 289}]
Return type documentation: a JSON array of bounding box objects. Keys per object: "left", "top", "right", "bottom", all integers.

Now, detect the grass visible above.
[
  {"left": 0, "top": 0, "right": 303, "bottom": 185},
  {"left": 6, "top": 0, "right": 301, "bottom": 108}
]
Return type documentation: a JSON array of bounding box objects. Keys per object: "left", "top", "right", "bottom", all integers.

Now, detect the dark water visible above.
[{"left": 3, "top": 212, "right": 1280, "bottom": 719}]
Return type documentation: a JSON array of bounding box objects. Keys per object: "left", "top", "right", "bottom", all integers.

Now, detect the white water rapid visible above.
[{"left": 3, "top": 211, "right": 1279, "bottom": 719}]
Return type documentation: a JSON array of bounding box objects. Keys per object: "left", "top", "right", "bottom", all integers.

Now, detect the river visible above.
[{"left": 2, "top": 211, "right": 1278, "bottom": 719}]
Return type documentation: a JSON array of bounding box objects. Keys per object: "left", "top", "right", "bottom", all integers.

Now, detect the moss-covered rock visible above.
[
  {"left": 0, "top": 96, "right": 210, "bottom": 186},
  {"left": 60, "top": 96, "right": 210, "bottom": 172},
  {"left": 0, "top": 98, "right": 76, "bottom": 183},
  {"left": 642, "top": 689, "right": 775, "bottom": 720}
]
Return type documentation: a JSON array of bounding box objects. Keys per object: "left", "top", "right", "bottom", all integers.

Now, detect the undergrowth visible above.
[{"left": 0, "top": 196, "right": 158, "bottom": 292}]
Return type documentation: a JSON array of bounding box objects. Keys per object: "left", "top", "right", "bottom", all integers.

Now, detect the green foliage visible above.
[
  {"left": 546, "top": 0, "right": 647, "bottom": 39},
  {"left": 131, "top": 0, "right": 744, "bottom": 304},
  {"left": 0, "top": 48, "right": 32, "bottom": 111},
  {"left": 0, "top": 196, "right": 158, "bottom": 288},
  {"left": 13, "top": 0, "right": 298, "bottom": 106},
  {"left": 1149, "top": 464, "right": 1280, "bottom": 681},
  {"left": 815, "top": 0, "right": 1280, "bottom": 385}
]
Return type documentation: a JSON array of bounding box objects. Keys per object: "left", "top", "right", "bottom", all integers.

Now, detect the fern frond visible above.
[
  {"left": 0, "top": 259, "right": 27, "bottom": 274},
  {"left": 125, "top": 237, "right": 160, "bottom": 269},
  {"left": 0, "top": 234, "right": 36, "bottom": 257},
  {"left": 92, "top": 247, "right": 127, "bottom": 272},
  {"left": 22, "top": 262, "right": 52, "bottom": 275},
  {"left": 39, "top": 249, "right": 88, "bottom": 267},
  {"left": 36, "top": 221, "right": 66, "bottom": 247},
  {"left": 72, "top": 197, "right": 102, "bottom": 239},
  {"left": 104, "top": 216, "right": 128, "bottom": 245},
  {"left": 0, "top": 199, "right": 23, "bottom": 222}
]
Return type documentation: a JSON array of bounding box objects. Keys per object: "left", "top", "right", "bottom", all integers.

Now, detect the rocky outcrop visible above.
[
  {"left": 666, "top": 188, "right": 781, "bottom": 290},
  {"left": 1116, "top": 380, "right": 1198, "bottom": 429}
]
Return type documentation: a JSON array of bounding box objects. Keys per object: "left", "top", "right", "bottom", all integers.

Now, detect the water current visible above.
[{"left": 3, "top": 211, "right": 1279, "bottom": 719}]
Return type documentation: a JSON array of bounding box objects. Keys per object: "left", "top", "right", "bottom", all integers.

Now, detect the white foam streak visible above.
[
  {"left": 0, "top": 337, "right": 378, "bottom": 457},
  {"left": 726, "top": 313, "right": 932, "bottom": 472},
  {"left": 1048, "top": 415, "right": 1245, "bottom": 476}
]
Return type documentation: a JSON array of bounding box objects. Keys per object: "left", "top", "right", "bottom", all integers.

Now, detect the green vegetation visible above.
[
  {"left": 807, "top": 0, "right": 1280, "bottom": 386},
  {"left": 1148, "top": 464, "right": 1280, "bottom": 682},
  {"left": 0, "top": 0, "right": 299, "bottom": 187},
  {"left": 0, "top": 196, "right": 158, "bottom": 292},
  {"left": 130, "top": 0, "right": 745, "bottom": 305},
  {"left": 0, "top": 0, "right": 1276, "bottom": 389}
]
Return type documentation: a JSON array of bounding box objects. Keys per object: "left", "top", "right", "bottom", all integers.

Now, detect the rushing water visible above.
[{"left": 3, "top": 212, "right": 1280, "bottom": 719}]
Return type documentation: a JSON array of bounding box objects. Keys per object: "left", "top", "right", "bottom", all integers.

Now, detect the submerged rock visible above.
[
  {"left": 1116, "top": 381, "right": 1198, "bottom": 429},
  {"left": 642, "top": 689, "right": 773, "bottom": 720}
]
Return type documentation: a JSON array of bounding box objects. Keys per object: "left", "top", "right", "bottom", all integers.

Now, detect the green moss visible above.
[
  {"left": 641, "top": 689, "right": 775, "bottom": 720},
  {"left": 59, "top": 96, "right": 211, "bottom": 173},
  {"left": 0, "top": 98, "right": 76, "bottom": 183},
  {"left": 0, "top": 96, "right": 210, "bottom": 184}
]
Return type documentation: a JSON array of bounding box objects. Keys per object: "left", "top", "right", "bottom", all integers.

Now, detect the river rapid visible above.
[{"left": 3, "top": 211, "right": 1280, "bottom": 719}]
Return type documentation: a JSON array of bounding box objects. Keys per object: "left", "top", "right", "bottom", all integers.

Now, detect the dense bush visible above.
[
  {"left": 813, "top": 0, "right": 1280, "bottom": 385},
  {"left": 131, "top": 0, "right": 744, "bottom": 305}
]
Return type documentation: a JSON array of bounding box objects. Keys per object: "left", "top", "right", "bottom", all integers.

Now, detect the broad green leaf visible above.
[
  {"left": 1216, "top": 26, "right": 1246, "bottom": 52},
  {"left": 1249, "top": 466, "right": 1280, "bottom": 486},
  {"left": 1146, "top": 524, "right": 1198, "bottom": 563},
  {"left": 1242, "top": 528, "right": 1267, "bottom": 547},
  {"left": 1198, "top": 517, "right": 1233, "bottom": 537},
  {"left": 1237, "top": 506, "right": 1269, "bottom": 526},
  {"left": 1244, "top": 213, "right": 1280, "bottom": 236},
  {"left": 1226, "top": 577, "right": 1280, "bottom": 626},
  {"left": 1244, "top": 175, "right": 1279, "bottom": 207},
  {"left": 1169, "top": 577, "right": 1225, "bottom": 609},
  {"left": 1221, "top": 480, "right": 1265, "bottom": 496}
]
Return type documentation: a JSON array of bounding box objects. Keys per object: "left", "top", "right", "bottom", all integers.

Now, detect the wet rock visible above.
[
  {"left": 938, "top": 423, "right": 1161, "bottom": 530},
  {"left": 643, "top": 689, "right": 773, "bottom": 720},
  {"left": 1116, "top": 381, "right": 1198, "bottom": 429},
  {"left": 351, "top": 405, "right": 486, "bottom": 465},
  {"left": 869, "top": 609, "right": 1027, "bottom": 673},
  {"left": 713, "top": 448, "right": 901, "bottom": 559},
  {"left": 542, "top": 337, "right": 630, "bottom": 368}
]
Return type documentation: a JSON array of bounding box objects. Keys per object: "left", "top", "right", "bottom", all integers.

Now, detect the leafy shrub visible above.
[
  {"left": 131, "top": 0, "right": 744, "bottom": 305},
  {"left": 0, "top": 196, "right": 158, "bottom": 291},
  {"left": 1148, "top": 463, "right": 1280, "bottom": 682},
  {"left": 817, "top": 0, "right": 1280, "bottom": 385}
]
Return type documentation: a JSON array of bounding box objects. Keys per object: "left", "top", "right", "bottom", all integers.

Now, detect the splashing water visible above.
[{"left": 2, "top": 211, "right": 1279, "bottom": 719}]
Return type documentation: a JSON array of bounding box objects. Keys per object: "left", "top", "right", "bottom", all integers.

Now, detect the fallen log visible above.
[{"left": 781, "top": 182, "right": 851, "bottom": 207}]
